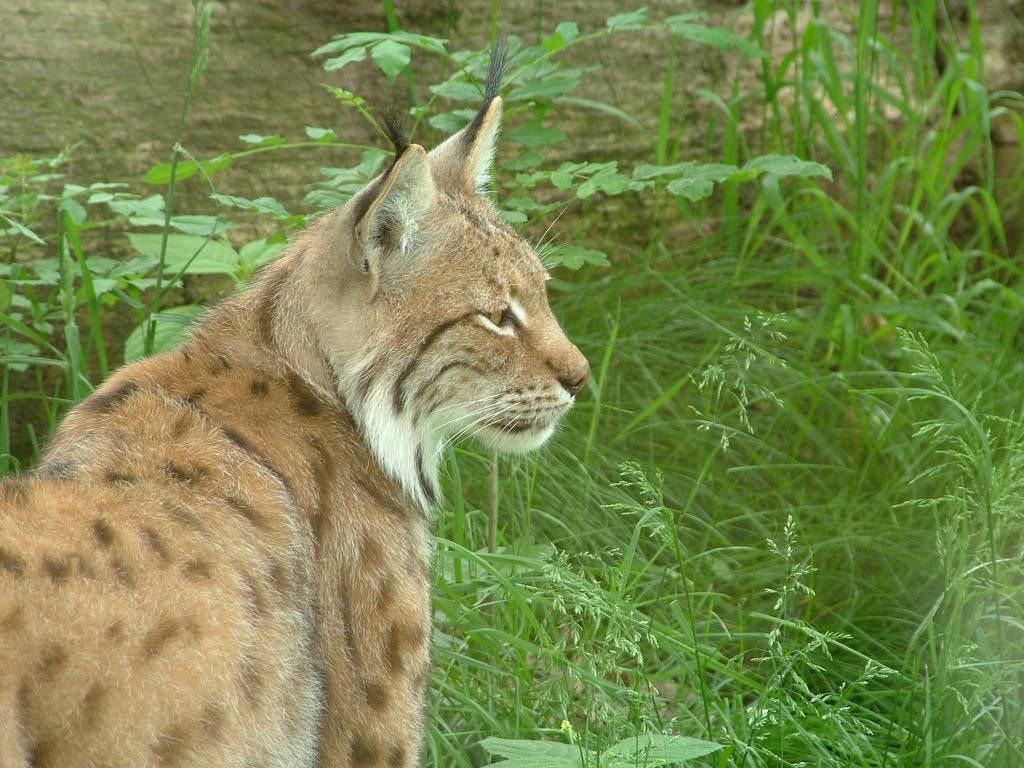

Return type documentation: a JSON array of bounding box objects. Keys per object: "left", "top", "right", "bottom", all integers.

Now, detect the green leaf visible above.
[
  {"left": 549, "top": 171, "right": 574, "bottom": 189},
  {"left": 239, "top": 134, "right": 283, "bottom": 147},
  {"left": 143, "top": 153, "right": 232, "bottom": 185},
  {"left": 324, "top": 45, "right": 368, "bottom": 72},
  {"left": 666, "top": 177, "right": 715, "bottom": 201},
  {"left": 59, "top": 198, "right": 87, "bottom": 224},
  {"left": 498, "top": 210, "right": 527, "bottom": 225},
  {"left": 323, "top": 85, "right": 367, "bottom": 109},
  {"left": 509, "top": 73, "right": 582, "bottom": 102},
  {"left": 428, "top": 109, "right": 477, "bottom": 135},
  {"left": 741, "top": 153, "right": 832, "bottom": 180},
  {"left": 543, "top": 21, "right": 580, "bottom": 52},
  {"left": 124, "top": 305, "right": 204, "bottom": 363},
  {"left": 124, "top": 214, "right": 230, "bottom": 236},
  {"left": 501, "top": 151, "right": 543, "bottom": 171},
  {"left": 0, "top": 339, "right": 43, "bottom": 373},
  {"left": 107, "top": 194, "right": 165, "bottom": 219},
  {"left": 603, "top": 735, "right": 723, "bottom": 766},
  {"left": 239, "top": 238, "right": 286, "bottom": 270},
  {"left": 127, "top": 233, "right": 240, "bottom": 279},
  {"left": 667, "top": 19, "right": 765, "bottom": 58},
  {"left": 634, "top": 161, "right": 740, "bottom": 201},
  {"left": 312, "top": 32, "right": 383, "bottom": 58},
  {"left": 485, "top": 760, "right": 580, "bottom": 768},
  {"left": 506, "top": 123, "right": 568, "bottom": 148},
  {"left": 555, "top": 96, "right": 644, "bottom": 128},
  {"left": 430, "top": 77, "right": 484, "bottom": 101},
  {"left": 632, "top": 161, "right": 737, "bottom": 181},
  {"left": 479, "top": 738, "right": 582, "bottom": 761},
  {"left": 371, "top": 40, "right": 410, "bottom": 80},
  {"left": 305, "top": 126, "right": 336, "bottom": 142},
  {"left": 547, "top": 246, "right": 610, "bottom": 270},
  {"left": 211, "top": 193, "right": 292, "bottom": 219},
  {"left": 607, "top": 8, "right": 648, "bottom": 31},
  {"left": 0, "top": 213, "right": 46, "bottom": 245},
  {"left": 313, "top": 31, "right": 446, "bottom": 58}
]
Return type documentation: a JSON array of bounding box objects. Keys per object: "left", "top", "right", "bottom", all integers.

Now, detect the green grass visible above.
[{"left": 2, "top": 1, "right": 1023, "bottom": 766}]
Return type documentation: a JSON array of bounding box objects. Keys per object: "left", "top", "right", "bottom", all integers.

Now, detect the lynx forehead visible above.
[{"left": 0, "top": 41, "right": 587, "bottom": 768}]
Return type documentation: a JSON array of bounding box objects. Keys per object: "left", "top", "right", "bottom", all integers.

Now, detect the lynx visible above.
[{"left": 0, "top": 45, "right": 589, "bottom": 768}]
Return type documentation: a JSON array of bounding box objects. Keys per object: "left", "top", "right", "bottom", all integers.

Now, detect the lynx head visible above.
[{"left": 271, "top": 42, "right": 589, "bottom": 509}]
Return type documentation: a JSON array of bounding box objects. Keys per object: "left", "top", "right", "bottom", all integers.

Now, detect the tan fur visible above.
[{"left": 0, "top": 89, "right": 588, "bottom": 767}]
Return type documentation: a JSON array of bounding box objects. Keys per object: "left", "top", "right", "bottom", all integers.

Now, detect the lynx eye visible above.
[{"left": 482, "top": 306, "right": 515, "bottom": 330}]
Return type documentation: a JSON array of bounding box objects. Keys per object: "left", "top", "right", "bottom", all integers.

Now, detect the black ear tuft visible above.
[
  {"left": 462, "top": 37, "right": 508, "bottom": 146},
  {"left": 485, "top": 34, "right": 508, "bottom": 102},
  {"left": 380, "top": 109, "right": 408, "bottom": 158}
]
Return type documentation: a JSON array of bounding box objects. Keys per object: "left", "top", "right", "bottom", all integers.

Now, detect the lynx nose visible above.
[{"left": 559, "top": 360, "right": 590, "bottom": 397}]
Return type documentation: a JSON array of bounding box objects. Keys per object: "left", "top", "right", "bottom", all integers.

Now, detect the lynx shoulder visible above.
[{"left": 0, "top": 43, "right": 588, "bottom": 768}]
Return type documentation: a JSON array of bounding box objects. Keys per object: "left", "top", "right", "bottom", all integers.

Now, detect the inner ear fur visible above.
[
  {"left": 354, "top": 144, "right": 434, "bottom": 274},
  {"left": 428, "top": 39, "right": 507, "bottom": 196},
  {"left": 427, "top": 97, "right": 503, "bottom": 197}
]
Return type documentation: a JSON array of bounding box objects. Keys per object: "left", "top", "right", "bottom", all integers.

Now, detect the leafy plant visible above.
[{"left": 479, "top": 733, "right": 723, "bottom": 768}]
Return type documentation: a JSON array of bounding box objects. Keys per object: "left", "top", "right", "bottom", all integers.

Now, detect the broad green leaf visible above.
[
  {"left": 430, "top": 77, "right": 484, "bottom": 102},
  {"left": 498, "top": 210, "right": 528, "bottom": 225},
  {"left": 0, "top": 213, "right": 46, "bottom": 245},
  {"left": 108, "top": 194, "right": 165, "bottom": 218},
  {"left": 509, "top": 73, "right": 582, "bottom": 102},
  {"left": 239, "top": 238, "right": 286, "bottom": 270},
  {"left": 667, "top": 20, "right": 765, "bottom": 58},
  {"left": 305, "top": 126, "right": 336, "bottom": 142},
  {"left": 576, "top": 165, "right": 639, "bottom": 198},
  {"left": 211, "top": 193, "right": 292, "bottom": 218},
  {"left": 59, "top": 198, "right": 87, "bottom": 224},
  {"left": 124, "top": 305, "right": 204, "bottom": 363},
  {"left": 607, "top": 8, "right": 648, "bottom": 31},
  {"left": 324, "top": 46, "right": 368, "bottom": 72},
  {"left": 239, "top": 134, "right": 284, "bottom": 147},
  {"left": 479, "top": 738, "right": 582, "bottom": 761},
  {"left": 632, "top": 162, "right": 737, "bottom": 181},
  {"left": 371, "top": 40, "right": 410, "bottom": 80},
  {"left": 485, "top": 760, "right": 580, "bottom": 768},
  {"left": 548, "top": 246, "right": 610, "bottom": 270},
  {"left": 556, "top": 96, "right": 644, "bottom": 128},
  {"left": 312, "top": 32, "right": 384, "bottom": 57},
  {"left": 127, "top": 233, "right": 240, "bottom": 279},
  {"left": 741, "top": 154, "right": 832, "bottom": 180},
  {"left": 543, "top": 21, "right": 580, "bottom": 52},
  {"left": 501, "top": 151, "right": 543, "bottom": 171},
  {"left": 428, "top": 109, "right": 477, "bottom": 134},
  {"left": 506, "top": 123, "right": 568, "bottom": 148},
  {"left": 0, "top": 339, "right": 43, "bottom": 373},
  {"left": 603, "top": 735, "right": 723, "bottom": 766},
  {"left": 486, "top": 760, "right": 580, "bottom": 768},
  {"left": 313, "top": 31, "right": 446, "bottom": 58},
  {"left": 143, "top": 153, "right": 232, "bottom": 185},
  {"left": 636, "top": 161, "right": 741, "bottom": 201},
  {"left": 550, "top": 170, "right": 574, "bottom": 189},
  {"left": 666, "top": 176, "right": 715, "bottom": 201},
  {"left": 323, "top": 85, "right": 367, "bottom": 109},
  {"left": 125, "top": 214, "right": 230, "bottom": 236}
]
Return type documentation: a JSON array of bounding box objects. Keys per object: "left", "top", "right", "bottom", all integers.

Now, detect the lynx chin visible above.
[{"left": 0, "top": 41, "right": 589, "bottom": 768}]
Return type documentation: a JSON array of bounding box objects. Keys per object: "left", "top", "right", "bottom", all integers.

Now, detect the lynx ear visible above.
[
  {"left": 353, "top": 144, "right": 434, "bottom": 281},
  {"left": 428, "top": 40, "right": 507, "bottom": 196}
]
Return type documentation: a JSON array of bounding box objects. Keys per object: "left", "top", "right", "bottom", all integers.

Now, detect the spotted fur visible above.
[{"left": 0, "top": 42, "right": 587, "bottom": 768}]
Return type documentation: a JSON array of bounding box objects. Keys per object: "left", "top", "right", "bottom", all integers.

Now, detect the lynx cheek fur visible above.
[{"left": 0, "top": 46, "right": 589, "bottom": 768}]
